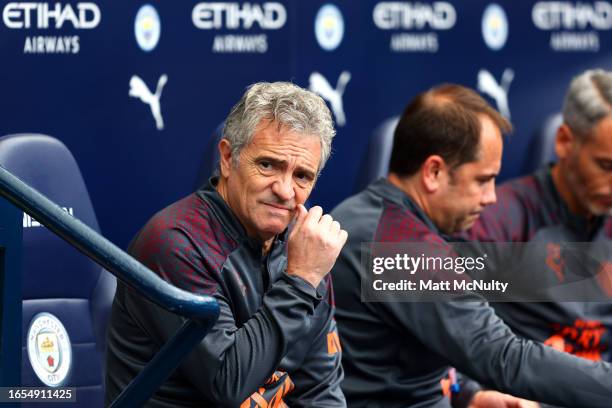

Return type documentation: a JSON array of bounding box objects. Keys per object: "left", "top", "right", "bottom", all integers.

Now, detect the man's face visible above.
[
  {"left": 219, "top": 120, "right": 321, "bottom": 242},
  {"left": 558, "top": 116, "right": 612, "bottom": 216},
  {"left": 432, "top": 115, "right": 502, "bottom": 233}
]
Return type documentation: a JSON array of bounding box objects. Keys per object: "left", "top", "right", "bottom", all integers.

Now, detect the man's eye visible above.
[
  {"left": 259, "top": 161, "right": 272, "bottom": 170},
  {"left": 295, "top": 172, "right": 312, "bottom": 182},
  {"left": 598, "top": 160, "right": 612, "bottom": 171}
]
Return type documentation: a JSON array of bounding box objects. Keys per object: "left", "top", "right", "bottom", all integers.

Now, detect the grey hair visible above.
[
  {"left": 563, "top": 69, "right": 612, "bottom": 139},
  {"left": 222, "top": 81, "right": 335, "bottom": 172}
]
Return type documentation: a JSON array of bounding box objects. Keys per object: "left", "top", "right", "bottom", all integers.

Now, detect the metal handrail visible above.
[{"left": 0, "top": 165, "right": 220, "bottom": 406}]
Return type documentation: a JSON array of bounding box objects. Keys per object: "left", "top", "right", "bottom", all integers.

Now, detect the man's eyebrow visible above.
[
  {"left": 255, "top": 155, "right": 286, "bottom": 166},
  {"left": 255, "top": 155, "right": 317, "bottom": 176},
  {"left": 478, "top": 171, "right": 498, "bottom": 179}
]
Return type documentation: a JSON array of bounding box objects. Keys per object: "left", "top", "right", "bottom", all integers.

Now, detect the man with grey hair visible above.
[
  {"left": 467, "top": 69, "right": 612, "bottom": 366},
  {"left": 106, "top": 82, "right": 348, "bottom": 407}
]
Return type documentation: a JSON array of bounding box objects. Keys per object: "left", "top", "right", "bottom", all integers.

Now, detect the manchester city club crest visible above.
[
  {"left": 134, "top": 4, "right": 161, "bottom": 52},
  {"left": 27, "top": 313, "right": 72, "bottom": 387},
  {"left": 482, "top": 3, "right": 508, "bottom": 51},
  {"left": 37, "top": 332, "right": 60, "bottom": 373},
  {"left": 314, "top": 4, "right": 344, "bottom": 51}
]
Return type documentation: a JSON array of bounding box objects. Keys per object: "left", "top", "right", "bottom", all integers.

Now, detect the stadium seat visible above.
[
  {"left": 0, "top": 134, "right": 116, "bottom": 407},
  {"left": 354, "top": 116, "right": 399, "bottom": 193},
  {"left": 194, "top": 122, "right": 225, "bottom": 190},
  {"left": 524, "top": 112, "right": 562, "bottom": 173}
]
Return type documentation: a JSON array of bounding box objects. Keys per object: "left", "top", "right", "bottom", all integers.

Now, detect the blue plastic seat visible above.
[
  {"left": 524, "top": 112, "right": 562, "bottom": 173},
  {"left": 0, "top": 134, "right": 116, "bottom": 407},
  {"left": 194, "top": 122, "right": 225, "bottom": 190},
  {"left": 354, "top": 116, "right": 399, "bottom": 193}
]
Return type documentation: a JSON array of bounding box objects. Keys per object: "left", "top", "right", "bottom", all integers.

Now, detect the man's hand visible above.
[
  {"left": 286, "top": 205, "right": 348, "bottom": 288},
  {"left": 469, "top": 390, "right": 540, "bottom": 408}
]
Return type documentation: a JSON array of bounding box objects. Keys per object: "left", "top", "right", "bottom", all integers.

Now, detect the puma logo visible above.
[
  {"left": 309, "top": 71, "right": 351, "bottom": 127},
  {"left": 477, "top": 68, "right": 513, "bottom": 119},
  {"left": 129, "top": 74, "right": 168, "bottom": 130}
]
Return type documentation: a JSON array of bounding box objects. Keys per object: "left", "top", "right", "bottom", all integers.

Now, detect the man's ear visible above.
[
  {"left": 218, "top": 139, "right": 233, "bottom": 178},
  {"left": 421, "top": 155, "right": 445, "bottom": 193},
  {"left": 555, "top": 124, "right": 576, "bottom": 160}
]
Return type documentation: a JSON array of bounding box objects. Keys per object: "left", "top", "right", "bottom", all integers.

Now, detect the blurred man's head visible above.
[
  {"left": 554, "top": 69, "right": 612, "bottom": 216},
  {"left": 216, "top": 82, "right": 335, "bottom": 243},
  {"left": 389, "top": 84, "right": 512, "bottom": 233}
]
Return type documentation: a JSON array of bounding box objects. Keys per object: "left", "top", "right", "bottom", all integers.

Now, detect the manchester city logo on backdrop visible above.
[
  {"left": 27, "top": 313, "right": 72, "bottom": 387},
  {"left": 315, "top": 4, "right": 344, "bottom": 51},
  {"left": 482, "top": 3, "right": 508, "bottom": 51},
  {"left": 135, "top": 4, "right": 161, "bottom": 52}
]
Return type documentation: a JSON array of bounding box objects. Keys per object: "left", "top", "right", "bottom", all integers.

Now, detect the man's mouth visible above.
[
  {"left": 263, "top": 202, "right": 293, "bottom": 211},
  {"left": 594, "top": 197, "right": 612, "bottom": 207}
]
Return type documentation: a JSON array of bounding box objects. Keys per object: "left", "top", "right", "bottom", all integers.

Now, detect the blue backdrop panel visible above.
[{"left": 1, "top": 0, "right": 611, "bottom": 248}]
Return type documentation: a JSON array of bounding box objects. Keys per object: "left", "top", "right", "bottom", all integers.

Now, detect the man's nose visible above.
[
  {"left": 272, "top": 176, "right": 295, "bottom": 202},
  {"left": 604, "top": 174, "right": 612, "bottom": 195},
  {"left": 482, "top": 183, "right": 497, "bottom": 206}
]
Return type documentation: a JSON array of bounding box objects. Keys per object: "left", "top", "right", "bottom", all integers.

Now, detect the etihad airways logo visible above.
[
  {"left": 372, "top": 2, "right": 456, "bottom": 52},
  {"left": 373, "top": 2, "right": 456, "bottom": 29},
  {"left": 532, "top": 1, "right": 612, "bottom": 51},
  {"left": 192, "top": 2, "right": 286, "bottom": 53},
  {"left": 533, "top": 1, "right": 612, "bottom": 30},
  {"left": 3, "top": 2, "right": 100, "bottom": 28},
  {"left": 192, "top": 2, "right": 285, "bottom": 29},
  {"left": 2, "top": 2, "right": 101, "bottom": 54}
]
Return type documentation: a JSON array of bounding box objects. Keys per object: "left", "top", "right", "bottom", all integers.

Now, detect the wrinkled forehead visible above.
[{"left": 247, "top": 124, "right": 322, "bottom": 168}]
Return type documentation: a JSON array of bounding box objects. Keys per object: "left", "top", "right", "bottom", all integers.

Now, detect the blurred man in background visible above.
[
  {"left": 332, "top": 83, "right": 612, "bottom": 408},
  {"left": 467, "top": 70, "right": 612, "bottom": 364}
]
